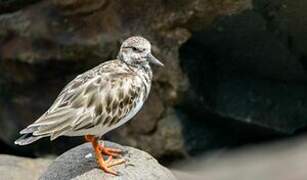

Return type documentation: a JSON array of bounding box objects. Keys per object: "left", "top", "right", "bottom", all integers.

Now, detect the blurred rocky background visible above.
[
  {"left": 172, "top": 134, "right": 307, "bottom": 180},
  {"left": 1, "top": 0, "right": 307, "bottom": 178}
]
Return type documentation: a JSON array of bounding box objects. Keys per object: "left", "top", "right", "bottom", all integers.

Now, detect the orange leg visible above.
[{"left": 85, "top": 135, "right": 125, "bottom": 176}]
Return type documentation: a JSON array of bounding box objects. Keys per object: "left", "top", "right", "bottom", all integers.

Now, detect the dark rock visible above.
[
  {"left": 255, "top": 0, "right": 307, "bottom": 57},
  {"left": 40, "top": 141, "right": 176, "bottom": 180},
  {"left": 0, "top": 0, "right": 41, "bottom": 14},
  {"left": 180, "top": 9, "right": 307, "bottom": 134},
  {"left": 0, "top": 0, "right": 250, "bottom": 158}
]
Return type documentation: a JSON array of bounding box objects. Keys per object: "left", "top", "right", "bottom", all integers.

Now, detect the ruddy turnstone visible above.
[{"left": 15, "top": 36, "right": 164, "bottom": 175}]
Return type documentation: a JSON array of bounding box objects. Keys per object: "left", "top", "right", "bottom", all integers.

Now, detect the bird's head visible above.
[{"left": 117, "top": 36, "right": 164, "bottom": 67}]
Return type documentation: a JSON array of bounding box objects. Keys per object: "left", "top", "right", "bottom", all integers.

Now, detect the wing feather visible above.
[{"left": 17, "top": 60, "right": 144, "bottom": 143}]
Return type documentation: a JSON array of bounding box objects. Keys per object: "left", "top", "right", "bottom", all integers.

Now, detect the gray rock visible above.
[
  {"left": 0, "top": 154, "right": 52, "bottom": 180},
  {"left": 40, "top": 141, "right": 176, "bottom": 180}
]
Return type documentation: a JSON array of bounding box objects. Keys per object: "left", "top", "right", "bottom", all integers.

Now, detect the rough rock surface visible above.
[
  {"left": 0, "top": 154, "right": 52, "bottom": 180},
  {"left": 40, "top": 141, "right": 176, "bottom": 180}
]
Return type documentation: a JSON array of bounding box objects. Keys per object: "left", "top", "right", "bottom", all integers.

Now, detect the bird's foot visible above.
[
  {"left": 100, "top": 146, "right": 122, "bottom": 158},
  {"left": 85, "top": 135, "right": 125, "bottom": 176},
  {"left": 99, "top": 141, "right": 122, "bottom": 158},
  {"left": 96, "top": 155, "right": 126, "bottom": 176}
]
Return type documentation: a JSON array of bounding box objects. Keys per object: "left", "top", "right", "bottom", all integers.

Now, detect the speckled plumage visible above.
[{"left": 15, "top": 36, "right": 163, "bottom": 145}]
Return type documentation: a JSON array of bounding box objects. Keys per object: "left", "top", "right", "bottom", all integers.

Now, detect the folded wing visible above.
[{"left": 15, "top": 65, "right": 142, "bottom": 145}]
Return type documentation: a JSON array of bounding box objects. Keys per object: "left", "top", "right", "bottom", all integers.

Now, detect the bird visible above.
[{"left": 15, "top": 36, "right": 164, "bottom": 175}]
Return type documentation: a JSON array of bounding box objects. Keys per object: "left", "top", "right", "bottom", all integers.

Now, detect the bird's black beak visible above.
[{"left": 147, "top": 53, "right": 164, "bottom": 67}]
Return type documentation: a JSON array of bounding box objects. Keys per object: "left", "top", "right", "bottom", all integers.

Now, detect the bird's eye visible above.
[{"left": 132, "top": 47, "right": 138, "bottom": 51}]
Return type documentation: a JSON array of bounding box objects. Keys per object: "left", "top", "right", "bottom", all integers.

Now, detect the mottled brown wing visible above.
[
  {"left": 71, "top": 72, "right": 142, "bottom": 132},
  {"left": 26, "top": 68, "right": 142, "bottom": 140}
]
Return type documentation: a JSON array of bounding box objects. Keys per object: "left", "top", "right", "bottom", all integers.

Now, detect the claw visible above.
[{"left": 107, "top": 158, "right": 126, "bottom": 168}]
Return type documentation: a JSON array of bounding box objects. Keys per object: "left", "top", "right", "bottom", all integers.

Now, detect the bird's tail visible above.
[
  {"left": 14, "top": 134, "right": 43, "bottom": 145},
  {"left": 14, "top": 126, "right": 44, "bottom": 146}
]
